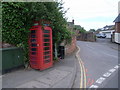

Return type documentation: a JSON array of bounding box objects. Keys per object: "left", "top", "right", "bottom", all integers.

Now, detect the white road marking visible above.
[
  {"left": 90, "top": 65, "right": 119, "bottom": 88},
  {"left": 103, "top": 72, "right": 112, "bottom": 77},
  {"left": 114, "top": 65, "right": 119, "bottom": 69},
  {"left": 109, "top": 68, "right": 116, "bottom": 73},
  {"left": 89, "top": 85, "right": 98, "bottom": 88},
  {"left": 77, "top": 44, "right": 119, "bottom": 88},
  {"left": 96, "top": 77, "right": 106, "bottom": 84}
]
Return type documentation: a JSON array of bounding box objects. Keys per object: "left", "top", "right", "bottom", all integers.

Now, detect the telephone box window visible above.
[
  {"left": 44, "top": 39, "right": 50, "bottom": 42},
  {"left": 44, "top": 56, "right": 50, "bottom": 59},
  {"left": 44, "top": 43, "right": 50, "bottom": 46},
  {"left": 31, "top": 44, "right": 37, "bottom": 47},
  {"left": 44, "top": 47, "right": 49, "bottom": 50},
  {"left": 44, "top": 34, "right": 50, "bottom": 37},
  {"left": 31, "top": 48, "right": 37, "bottom": 51},
  {"left": 31, "top": 30, "right": 36, "bottom": 34},
  {"left": 31, "top": 52, "right": 36, "bottom": 55},
  {"left": 31, "top": 35, "right": 36, "bottom": 38},
  {"left": 44, "top": 51, "right": 50, "bottom": 55},
  {"left": 31, "top": 39, "right": 36, "bottom": 43},
  {"left": 43, "top": 30, "right": 50, "bottom": 33}
]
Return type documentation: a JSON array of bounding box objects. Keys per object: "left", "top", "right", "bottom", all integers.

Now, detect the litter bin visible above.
[{"left": 58, "top": 46, "right": 65, "bottom": 59}]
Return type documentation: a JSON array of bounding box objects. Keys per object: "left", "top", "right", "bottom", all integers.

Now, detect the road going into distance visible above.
[{"left": 72, "top": 38, "right": 120, "bottom": 88}]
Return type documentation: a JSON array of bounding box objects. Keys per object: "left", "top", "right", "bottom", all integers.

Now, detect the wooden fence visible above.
[{"left": 77, "top": 32, "right": 96, "bottom": 42}]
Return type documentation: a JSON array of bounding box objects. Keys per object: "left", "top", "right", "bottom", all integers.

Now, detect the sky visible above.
[{"left": 62, "top": 0, "right": 120, "bottom": 31}]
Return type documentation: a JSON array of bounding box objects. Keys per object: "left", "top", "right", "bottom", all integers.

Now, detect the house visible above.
[
  {"left": 101, "top": 25, "right": 115, "bottom": 38},
  {"left": 113, "top": 1, "right": 120, "bottom": 44},
  {"left": 67, "top": 19, "right": 80, "bottom": 35},
  {"left": 67, "top": 19, "right": 75, "bottom": 32},
  {"left": 113, "top": 14, "right": 120, "bottom": 44},
  {"left": 98, "top": 25, "right": 115, "bottom": 38}
]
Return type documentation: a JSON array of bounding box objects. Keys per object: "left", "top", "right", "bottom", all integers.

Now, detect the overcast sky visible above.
[{"left": 62, "top": 0, "right": 120, "bottom": 31}]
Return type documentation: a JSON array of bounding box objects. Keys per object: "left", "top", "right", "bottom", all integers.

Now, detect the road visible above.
[{"left": 72, "top": 38, "right": 120, "bottom": 88}]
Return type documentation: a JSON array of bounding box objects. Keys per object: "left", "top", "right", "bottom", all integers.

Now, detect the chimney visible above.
[
  {"left": 72, "top": 19, "right": 74, "bottom": 24},
  {"left": 118, "top": 1, "right": 120, "bottom": 14}
]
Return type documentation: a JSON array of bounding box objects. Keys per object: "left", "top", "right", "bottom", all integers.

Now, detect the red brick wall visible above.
[
  {"left": 115, "top": 22, "right": 120, "bottom": 33},
  {"left": 65, "top": 36, "right": 77, "bottom": 55}
]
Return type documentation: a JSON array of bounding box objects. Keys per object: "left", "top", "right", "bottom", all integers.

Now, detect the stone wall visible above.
[{"left": 65, "top": 36, "right": 77, "bottom": 55}]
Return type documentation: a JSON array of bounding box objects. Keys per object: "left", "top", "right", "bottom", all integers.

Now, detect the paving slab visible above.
[
  {"left": 35, "top": 69, "right": 71, "bottom": 87},
  {"left": 2, "top": 49, "right": 77, "bottom": 88},
  {"left": 17, "top": 81, "right": 50, "bottom": 88}
]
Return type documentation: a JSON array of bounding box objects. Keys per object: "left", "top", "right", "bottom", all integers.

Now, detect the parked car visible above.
[{"left": 96, "top": 33, "right": 106, "bottom": 38}]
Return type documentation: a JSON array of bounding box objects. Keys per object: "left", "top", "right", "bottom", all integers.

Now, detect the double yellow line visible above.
[{"left": 76, "top": 46, "right": 87, "bottom": 88}]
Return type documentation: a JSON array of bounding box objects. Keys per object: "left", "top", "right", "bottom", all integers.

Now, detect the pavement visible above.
[{"left": 1, "top": 49, "right": 78, "bottom": 88}]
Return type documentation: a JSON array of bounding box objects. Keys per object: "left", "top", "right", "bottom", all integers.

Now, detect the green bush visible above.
[{"left": 2, "top": 2, "right": 72, "bottom": 63}]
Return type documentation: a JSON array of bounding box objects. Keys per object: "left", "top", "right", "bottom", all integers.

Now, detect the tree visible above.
[
  {"left": 89, "top": 29, "right": 96, "bottom": 32},
  {"left": 74, "top": 25, "right": 86, "bottom": 33},
  {"left": 2, "top": 2, "right": 72, "bottom": 62}
]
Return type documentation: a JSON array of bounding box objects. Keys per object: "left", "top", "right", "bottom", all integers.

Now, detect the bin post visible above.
[{"left": 58, "top": 46, "right": 65, "bottom": 59}]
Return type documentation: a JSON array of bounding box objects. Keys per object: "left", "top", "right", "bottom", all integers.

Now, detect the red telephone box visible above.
[{"left": 29, "top": 20, "right": 53, "bottom": 70}]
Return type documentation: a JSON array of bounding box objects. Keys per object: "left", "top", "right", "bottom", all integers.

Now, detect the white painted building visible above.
[
  {"left": 114, "top": 33, "right": 120, "bottom": 43},
  {"left": 99, "top": 30, "right": 115, "bottom": 38},
  {"left": 98, "top": 25, "right": 115, "bottom": 39}
]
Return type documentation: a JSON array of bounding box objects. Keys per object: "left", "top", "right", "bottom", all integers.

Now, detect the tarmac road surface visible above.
[{"left": 73, "top": 38, "right": 119, "bottom": 88}]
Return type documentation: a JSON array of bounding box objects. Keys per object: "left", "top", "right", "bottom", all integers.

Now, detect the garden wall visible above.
[{"left": 65, "top": 36, "right": 77, "bottom": 55}]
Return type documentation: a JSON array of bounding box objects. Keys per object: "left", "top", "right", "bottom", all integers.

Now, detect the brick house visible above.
[
  {"left": 114, "top": 14, "right": 120, "bottom": 44},
  {"left": 113, "top": 1, "right": 120, "bottom": 44}
]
